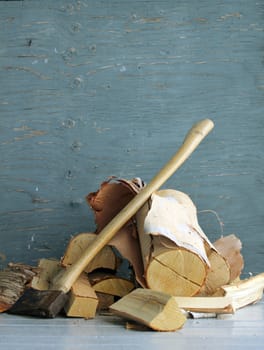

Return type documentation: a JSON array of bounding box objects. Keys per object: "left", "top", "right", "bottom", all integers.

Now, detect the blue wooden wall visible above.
[{"left": 0, "top": 1, "right": 263, "bottom": 274}]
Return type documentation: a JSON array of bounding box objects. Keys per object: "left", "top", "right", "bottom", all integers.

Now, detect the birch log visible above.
[{"left": 136, "top": 189, "right": 231, "bottom": 296}]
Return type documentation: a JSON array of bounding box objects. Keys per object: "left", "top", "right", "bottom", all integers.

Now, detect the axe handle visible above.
[{"left": 52, "top": 119, "right": 214, "bottom": 292}]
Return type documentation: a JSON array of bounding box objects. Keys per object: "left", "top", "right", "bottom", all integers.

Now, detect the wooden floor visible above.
[{"left": 1, "top": 298, "right": 263, "bottom": 350}]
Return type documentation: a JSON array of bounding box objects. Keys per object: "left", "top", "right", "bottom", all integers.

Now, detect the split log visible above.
[
  {"left": 198, "top": 234, "right": 244, "bottom": 295},
  {"left": 31, "top": 258, "right": 62, "bottom": 290},
  {"left": 96, "top": 292, "right": 115, "bottom": 311},
  {"left": 89, "top": 271, "right": 135, "bottom": 297},
  {"left": 61, "top": 232, "right": 118, "bottom": 273},
  {"left": 199, "top": 249, "right": 231, "bottom": 295},
  {"left": 136, "top": 190, "right": 210, "bottom": 296},
  {"left": 64, "top": 273, "right": 98, "bottom": 318},
  {"left": 145, "top": 235, "right": 208, "bottom": 296},
  {"left": 137, "top": 189, "right": 232, "bottom": 296},
  {"left": 32, "top": 258, "right": 99, "bottom": 318},
  {"left": 110, "top": 288, "right": 186, "bottom": 331},
  {"left": 213, "top": 234, "right": 244, "bottom": 282},
  {"left": 0, "top": 263, "right": 38, "bottom": 312}
]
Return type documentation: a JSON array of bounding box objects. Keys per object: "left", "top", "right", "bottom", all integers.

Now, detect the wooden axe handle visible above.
[{"left": 52, "top": 119, "right": 214, "bottom": 292}]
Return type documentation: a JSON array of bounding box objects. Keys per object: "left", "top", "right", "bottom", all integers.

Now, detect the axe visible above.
[{"left": 9, "top": 119, "right": 214, "bottom": 317}]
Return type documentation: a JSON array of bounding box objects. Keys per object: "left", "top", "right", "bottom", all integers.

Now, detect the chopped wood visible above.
[
  {"left": 64, "top": 273, "right": 98, "bottom": 319},
  {"left": 146, "top": 236, "right": 208, "bottom": 296},
  {"left": 198, "top": 235, "right": 244, "bottom": 296},
  {"left": 198, "top": 249, "right": 231, "bottom": 295},
  {"left": 61, "top": 232, "right": 118, "bottom": 273},
  {"left": 31, "top": 258, "right": 62, "bottom": 290},
  {"left": 89, "top": 271, "right": 135, "bottom": 297},
  {"left": 136, "top": 190, "right": 239, "bottom": 297},
  {"left": 31, "top": 259, "right": 99, "bottom": 318},
  {"left": 0, "top": 263, "right": 38, "bottom": 312},
  {"left": 96, "top": 292, "right": 115, "bottom": 311},
  {"left": 136, "top": 190, "right": 213, "bottom": 296},
  {"left": 144, "top": 190, "right": 210, "bottom": 264},
  {"left": 213, "top": 234, "right": 244, "bottom": 282},
  {"left": 215, "top": 272, "right": 264, "bottom": 311},
  {"left": 174, "top": 295, "right": 234, "bottom": 314},
  {"left": 110, "top": 288, "right": 186, "bottom": 332}
]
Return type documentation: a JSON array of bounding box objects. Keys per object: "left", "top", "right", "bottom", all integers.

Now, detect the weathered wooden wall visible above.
[{"left": 0, "top": 1, "right": 263, "bottom": 274}]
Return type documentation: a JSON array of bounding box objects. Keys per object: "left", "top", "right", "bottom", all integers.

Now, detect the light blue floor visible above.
[{"left": 1, "top": 298, "right": 263, "bottom": 350}]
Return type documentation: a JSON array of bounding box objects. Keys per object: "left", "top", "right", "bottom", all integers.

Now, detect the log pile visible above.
[
  {"left": 0, "top": 177, "right": 263, "bottom": 331},
  {"left": 0, "top": 263, "right": 38, "bottom": 312}
]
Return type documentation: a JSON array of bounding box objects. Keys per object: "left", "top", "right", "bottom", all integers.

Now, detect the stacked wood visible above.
[
  {"left": 30, "top": 258, "right": 99, "bottom": 318},
  {"left": 86, "top": 179, "right": 245, "bottom": 297},
  {"left": 0, "top": 263, "right": 38, "bottom": 312},
  {"left": 60, "top": 229, "right": 136, "bottom": 316},
  {"left": 1, "top": 176, "right": 262, "bottom": 332}
]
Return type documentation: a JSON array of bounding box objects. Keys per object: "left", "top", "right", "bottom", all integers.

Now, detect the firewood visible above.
[
  {"left": 198, "top": 249, "right": 231, "bottom": 295},
  {"left": 31, "top": 258, "right": 62, "bottom": 290},
  {"left": 64, "top": 273, "right": 98, "bottom": 318},
  {"left": 145, "top": 236, "right": 208, "bottom": 296},
  {"left": 110, "top": 288, "right": 186, "bottom": 331},
  {"left": 136, "top": 190, "right": 214, "bottom": 296},
  {"left": 96, "top": 292, "right": 115, "bottom": 311},
  {"left": 174, "top": 295, "right": 234, "bottom": 314},
  {"left": 0, "top": 263, "right": 38, "bottom": 312},
  {"left": 32, "top": 258, "right": 102, "bottom": 318},
  {"left": 214, "top": 272, "right": 264, "bottom": 311},
  {"left": 31, "top": 259, "right": 99, "bottom": 318},
  {"left": 136, "top": 190, "right": 234, "bottom": 297},
  {"left": 198, "top": 234, "right": 244, "bottom": 296},
  {"left": 89, "top": 271, "right": 135, "bottom": 297},
  {"left": 61, "top": 232, "right": 117, "bottom": 273},
  {"left": 213, "top": 234, "right": 244, "bottom": 282}
]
